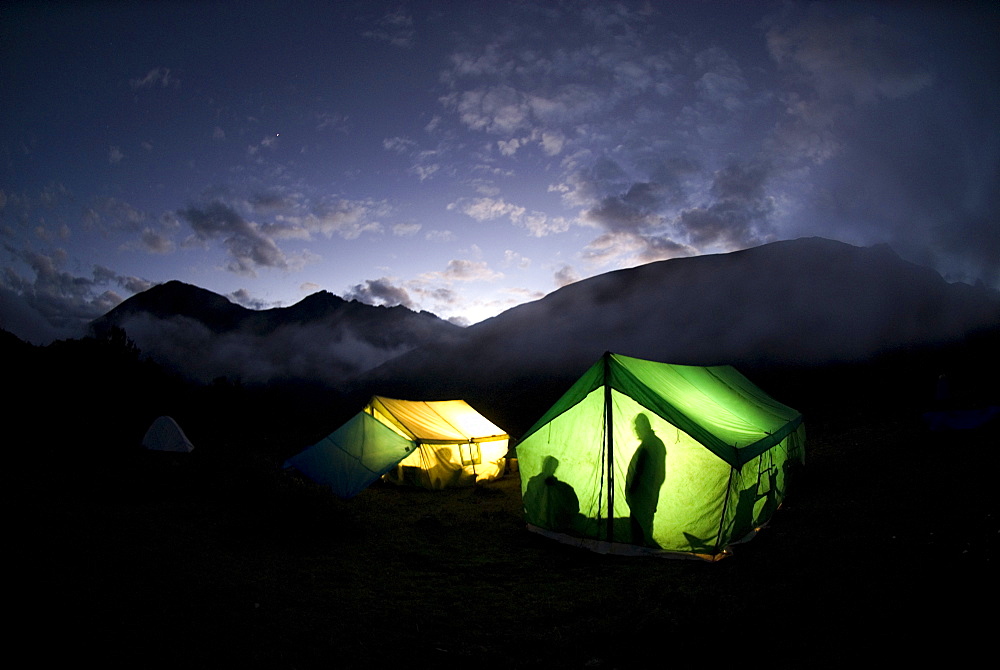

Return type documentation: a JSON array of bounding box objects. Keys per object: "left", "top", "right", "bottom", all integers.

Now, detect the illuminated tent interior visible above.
[
  {"left": 141, "top": 415, "right": 195, "bottom": 453},
  {"left": 285, "top": 396, "right": 509, "bottom": 498},
  {"left": 517, "top": 352, "right": 805, "bottom": 560}
]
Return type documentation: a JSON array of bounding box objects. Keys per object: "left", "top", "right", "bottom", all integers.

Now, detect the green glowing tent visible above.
[
  {"left": 517, "top": 352, "right": 805, "bottom": 560},
  {"left": 284, "top": 409, "right": 417, "bottom": 499}
]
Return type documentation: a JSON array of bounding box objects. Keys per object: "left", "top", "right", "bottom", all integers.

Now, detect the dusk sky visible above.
[{"left": 3, "top": 0, "right": 998, "bottom": 344}]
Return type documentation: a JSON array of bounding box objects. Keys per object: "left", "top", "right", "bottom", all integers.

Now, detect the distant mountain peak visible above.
[
  {"left": 92, "top": 280, "right": 247, "bottom": 335},
  {"left": 87, "top": 281, "right": 463, "bottom": 386}
]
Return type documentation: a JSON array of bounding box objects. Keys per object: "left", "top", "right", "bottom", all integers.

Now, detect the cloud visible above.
[
  {"left": 0, "top": 286, "right": 65, "bottom": 344},
  {"left": 428, "top": 1, "right": 996, "bottom": 293},
  {"left": 179, "top": 201, "right": 290, "bottom": 276},
  {"left": 250, "top": 192, "right": 294, "bottom": 214},
  {"left": 315, "top": 112, "right": 349, "bottom": 132},
  {"left": 634, "top": 235, "right": 695, "bottom": 264},
  {"left": 540, "top": 131, "right": 566, "bottom": 156},
  {"left": 559, "top": 156, "right": 632, "bottom": 209},
  {"left": 582, "top": 182, "right": 668, "bottom": 233},
  {"left": 108, "top": 146, "right": 124, "bottom": 164},
  {"left": 84, "top": 197, "right": 147, "bottom": 235},
  {"left": 0, "top": 251, "right": 151, "bottom": 343},
  {"left": 670, "top": 160, "right": 776, "bottom": 249},
  {"left": 138, "top": 228, "right": 175, "bottom": 254},
  {"left": 392, "top": 223, "right": 422, "bottom": 237},
  {"left": 228, "top": 288, "right": 279, "bottom": 310},
  {"left": 425, "top": 229, "right": 456, "bottom": 242},
  {"left": 33, "top": 223, "right": 69, "bottom": 242},
  {"left": 409, "top": 162, "right": 440, "bottom": 181},
  {"left": 129, "top": 67, "right": 178, "bottom": 90},
  {"left": 117, "top": 310, "right": 420, "bottom": 387},
  {"left": 502, "top": 249, "right": 530, "bottom": 269},
  {"left": 438, "top": 2, "right": 679, "bottom": 149},
  {"left": 762, "top": 5, "right": 934, "bottom": 168},
  {"left": 247, "top": 134, "right": 280, "bottom": 158},
  {"left": 345, "top": 277, "right": 414, "bottom": 309},
  {"left": 766, "top": 7, "right": 933, "bottom": 105},
  {"left": 273, "top": 198, "right": 387, "bottom": 240},
  {"left": 361, "top": 7, "right": 415, "bottom": 48},
  {"left": 116, "top": 274, "right": 153, "bottom": 295},
  {"left": 581, "top": 230, "right": 694, "bottom": 267},
  {"left": 498, "top": 138, "right": 521, "bottom": 156},
  {"left": 432, "top": 3, "right": 798, "bottom": 270},
  {"left": 554, "top": 264, "right": 580, "bottom": 287},
  {"left": 581, "top": 231, "right": 647, "bottom": 265},
  {"left": 410, "top": 258, "right": 505, "bottom": 304},
  {"left": 441, "top": 85, "right": 531, "bottom": 135},
  {"left": 674, "top": 201, "right": 770, "bottom": 249},
  {"left": 694, "top": 48, "right": 750, "bottom": 112},
  {"left": 383, "top": 139, "right": 446, "bottom": 182},
  {"left": 758, "top": 4, "right": 998, "bottom": 289},
  {"left": 524, "top": 214, "right": 571, "bottom": 238},
  {"left": 711, "top": 162, "right": 769, "bottom": 203},
  {"left": 383, "top": 136, "right": 416, "bottom": 153},
  {"left": 440, "top": 259, "right": 503, "bottom": 282},
  {"left": 449, "top": 196, "right": 525, "bottom": 224},
  {"left": 448, "top": 196, "right": 568, "bottom": 237}
]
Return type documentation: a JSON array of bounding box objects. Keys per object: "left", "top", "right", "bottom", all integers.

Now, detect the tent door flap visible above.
[{"left": 459, "top": 441, "right": 482, "bottom": 466}]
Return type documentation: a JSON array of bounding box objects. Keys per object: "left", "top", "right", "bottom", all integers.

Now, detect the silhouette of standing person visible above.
[
  {"left": 524, "top": 456, "right": 580, "bottom": 533},
  {"left": 626, "top": 413, "right": 666, "bottom": 547}
]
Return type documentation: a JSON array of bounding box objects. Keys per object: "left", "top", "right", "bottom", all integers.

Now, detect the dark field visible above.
[{"left": 23, "top": 402, "right": 994, "bottom": 668}]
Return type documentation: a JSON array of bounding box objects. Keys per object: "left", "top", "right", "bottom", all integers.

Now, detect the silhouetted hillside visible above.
[
  {"left": 356, "top": 238, "right": 1000, "bottom": 432},
  {"left": 62, "top": 238, "right": 1000, "bottom": 439}
]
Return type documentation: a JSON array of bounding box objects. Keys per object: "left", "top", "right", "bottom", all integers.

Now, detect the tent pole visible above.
[
  {"left": 714, "top": 467, "right": 736, "bottom": 555},
  {"left": 604, "top": 351, "right": 614, "bottom": 542}
]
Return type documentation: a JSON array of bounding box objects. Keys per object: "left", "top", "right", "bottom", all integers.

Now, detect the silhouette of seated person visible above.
[
  {"left": 626, "top": 413, "right": 666, "bottom": 548},
  {"left": 730, "top": 482, "right": 759, "bottom": 543},
  {"left": 524, "top": 456, "right": 581, "bottom": 533}
]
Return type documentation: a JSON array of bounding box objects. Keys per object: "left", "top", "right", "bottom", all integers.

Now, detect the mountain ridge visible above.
[
  {"left": 354, "top": 237, "right": 1000, "bottom": 419},
  {"left": 84, "top": 237, "right": 999, "bottom": 401},
  {"left": 89, "top": 279, "right": 465, "bottom": 386}
]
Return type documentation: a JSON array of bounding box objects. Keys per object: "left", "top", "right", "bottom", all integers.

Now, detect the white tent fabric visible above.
[{"left": 142, "top": 416, "right": 195, "bottom": 453}]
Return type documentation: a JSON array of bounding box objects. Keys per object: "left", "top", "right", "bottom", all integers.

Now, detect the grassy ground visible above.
[{"left": 24, "top": 405, "right": 995, "bottom": 668}]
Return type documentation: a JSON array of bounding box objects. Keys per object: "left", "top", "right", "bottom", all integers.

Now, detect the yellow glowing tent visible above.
[
  {"left": 371, "top": 397, "right": 509, "bottom": 490},
  {"left": 285, "top": 396, "right": 509, "bottom": 496}
]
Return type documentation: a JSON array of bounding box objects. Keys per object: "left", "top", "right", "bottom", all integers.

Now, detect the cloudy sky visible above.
[{"left": 2, "top": 0, "right": 997, "bottom": 343}]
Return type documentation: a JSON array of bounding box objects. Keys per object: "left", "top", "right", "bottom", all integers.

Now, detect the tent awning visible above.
[{"left": 369, "top": 397, "right": 508, "bottom": 444}]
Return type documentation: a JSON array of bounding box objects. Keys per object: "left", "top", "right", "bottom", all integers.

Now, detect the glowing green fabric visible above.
[
  {"left": 284, "top": 411, "right": 416, "bottom": 499},
  {"left": 518, "top": 353, "right": 805, "bottom": 558}
]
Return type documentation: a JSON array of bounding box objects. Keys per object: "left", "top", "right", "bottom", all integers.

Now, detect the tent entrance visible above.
[{"left": 459, "top": 441, "right": 482, "bottom": 467}]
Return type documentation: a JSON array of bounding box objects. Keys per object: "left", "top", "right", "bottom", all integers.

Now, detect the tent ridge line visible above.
[
  {"left": 423, "top": 399, "right": 472, "bottom": 441},
  {"left": 736, "top": 413, "right": 804, "bottom": 466},
  {"left": 610, "top": 354, "right": 742, "bottom": 466}
]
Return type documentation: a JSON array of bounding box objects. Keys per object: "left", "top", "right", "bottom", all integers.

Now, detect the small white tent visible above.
[{"left": 142, "top": 416, "right": 195, "bottom": 453}]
